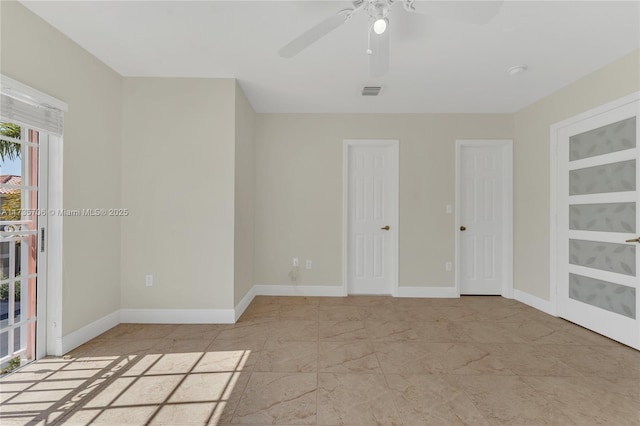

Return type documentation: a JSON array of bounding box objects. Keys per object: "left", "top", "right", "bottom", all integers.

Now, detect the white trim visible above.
[
  {"left": 60, "top": 310, "right": 120, "bottom": 356},
  {"left": 550, "top": 125, "right": 559, "bottom": 313},
  {"left": 46, "top": 135, "right": 64, "bottom": 358},
  {"left": 120, "top": 309, "right": 235, "bottom": 324},
  {"left": 0, "top": 74, "right": 68, "bottom": 112},
  {"left": 342, "top": 139, "right": 400, "bottom": 297},
  {"left": 568, "top": 192, "right": 636, "bottom": 205},
  {"left": 342, "top": 141, "right": 349, "bottom": 297},
  {"left": 568, "top": 264, "right": 636, "bottom": 289},
  {"left": 455, "top": 139, "right": 514, "bottom": 298},
  {"left": 36, "top": 139, "right": 49, "bottom": 360},
  {"left": 550, "top": 91, "right": 640, "bottom": 320},
  {"left": 550, "top": 91, "right": 640, "bottom": 134},
  {"left": 567, "top": 148, "right": 636, "bottom": 170},
  {"left": 568, "top": 230, "right": 634, "bottom": 244},
  {"left": 234, "top": 286, "right": 256, "bottom": 322},
  {"left": 503, "top": 141, "right": 514, "bottom": 299},
  {"left": 395, "top": 286, "right": 458, "bottom": 298},
  {"left": 513, "top": 289, "right": 557, "bottom": 316},
  {"left": 253, "top": 284, "right": 345, "bottom": 297}
]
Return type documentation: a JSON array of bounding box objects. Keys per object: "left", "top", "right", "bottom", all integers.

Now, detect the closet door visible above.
[{"left": 556, "top": 101, "right": 639, "bottom": 349}]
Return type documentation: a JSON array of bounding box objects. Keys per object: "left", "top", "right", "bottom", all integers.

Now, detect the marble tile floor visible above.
[{"left": 1, "top": 296, "right": 639, "bottom": 425}]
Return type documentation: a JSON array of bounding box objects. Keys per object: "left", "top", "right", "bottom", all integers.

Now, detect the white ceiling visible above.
[{"left": 19, "top": 1, "right": 640, "bottom": 113}]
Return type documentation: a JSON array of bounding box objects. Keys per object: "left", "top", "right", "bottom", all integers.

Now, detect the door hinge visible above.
[{"left": 40, "top": 227, "right": 45, "bottom": 253}]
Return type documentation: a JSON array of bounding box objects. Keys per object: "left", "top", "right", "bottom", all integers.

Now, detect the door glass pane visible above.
[
  {"left": 569, "top": 273, "right": 636, "bottom": 319},
  {"left": 0, "top": 283, "right": 8, "bottom": 328},
  {"left": 0, "top": 242, "right": 9, "bottom": 278},
  {"left": 0, "top": 123, "right": 38, "bottom": 375},
  {"left": 0, "top": 122, "right": 22, "bottom": 179},
  {"left": 570, "top": 160, "right": 635, "bottom": 195},
  {"left": 569, "top": 203, "right": 635, "bottom": 232},
  {"left": 570, "top": 117, "right": 636, "bottom": 161},
  {"left": 13, "top": 327, "right": 21, "bottom": 352},
  {"left": 0, "top": 331, "right": 7, "bottom": 358},
  {"left": 13, "top": 279, "right": 21, "bottom": 323},
  {"left": 569, "top": 239, "right": 635, "bottom": 275}
]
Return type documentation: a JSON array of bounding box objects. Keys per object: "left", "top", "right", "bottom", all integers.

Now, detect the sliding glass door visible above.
[{"left": 0, "top": 122, "right": 44, "bottom": 374}]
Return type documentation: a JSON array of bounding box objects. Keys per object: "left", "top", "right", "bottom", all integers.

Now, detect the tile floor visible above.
[{"left": 1, "top": 295, "right": 639, "bottom": 425}]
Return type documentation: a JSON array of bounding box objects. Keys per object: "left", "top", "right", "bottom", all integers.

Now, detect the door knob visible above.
[
  {"left": 625, "top": 237, "right": 640, "bottom": 243},
  {"left": 460, "top": 226, "right": 466, "bottom": 231},
  {"left": 381, "top": 226, "right": 390, "bottom": 231}
]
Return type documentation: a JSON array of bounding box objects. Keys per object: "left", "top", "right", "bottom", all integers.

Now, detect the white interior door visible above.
[
  {"left": 556, "top": 100, "right": 640, "bottom": 349},
  {"left": 345, "top": 140, "right": 398, "bottom": 295},
  {"left": 457, "top": 140, "right": 512, "bottom": 295}
]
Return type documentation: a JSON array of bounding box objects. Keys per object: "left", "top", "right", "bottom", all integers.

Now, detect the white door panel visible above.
[
  {"left": 458, "top": 143, "right": 507, "bottom": 295},
  {"left": 555, "top": 100, "right": 640, "bottom": 349},
  {"left": 345, "top": 141, "right": 398, "bottom": 295}
]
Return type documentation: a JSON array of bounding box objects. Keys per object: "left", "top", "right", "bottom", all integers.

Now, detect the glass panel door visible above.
[
  {"left": 557, "top": 101, "right": 640, "bottom": 349},
  {"left": 0, "top": 122, "right": 40, "bottom": 375}
]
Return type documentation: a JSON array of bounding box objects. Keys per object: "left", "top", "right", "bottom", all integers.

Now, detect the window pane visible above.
[
  {"left": 569, "top": 273, "right": 636, "bottom": 319},
  {"left": 570, "top": 117, "right": 636, "bottom": 161},
  {"left": 569, "top": 239, "right": 635, "bottom": 276},
  {"left": 569, "top": 203, "right": 635, "bottom": 232},
  {"left": 0, "top": 122, "right": 22, "bottom": 180},
  {"left": 0, "top": 283, "right": 8, "bottom": 329},
  {"left": 0, "top": 242, "right": 9, "bottom": 279},
  {"left": 13, "top": 327, "right": 21, "bottom": 352},
  {"left": 13, "top": 280, "right": 21, "bottom": 323},
  {"left": 0, "top": 331, "right": 7, "bottom": 358},
  {"left": 570, "top": 160, "right": 635, "bottom": 195}
]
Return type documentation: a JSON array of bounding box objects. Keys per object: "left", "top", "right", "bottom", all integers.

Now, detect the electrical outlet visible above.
[
  {"left": 445, "top": 262, "right": 452, "bottom": 272},
  {"left": 293, "top": 257, "right": 299, "bottom": 267},
  {"left": 145, "top": 274, "right": 153, "bottom": 287},
  {"left": 306, "top": 260, "right": 312, "bottom": 269},
  {"left": 446, "top": 204, "right": 453, "bottom": 214}
]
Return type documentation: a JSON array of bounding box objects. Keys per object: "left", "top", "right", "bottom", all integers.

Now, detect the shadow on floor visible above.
[{"left": 0, "top": 324, "right": 253, "bottom": 425}]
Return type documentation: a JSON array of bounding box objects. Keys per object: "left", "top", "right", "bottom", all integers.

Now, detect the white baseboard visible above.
[
  {"left": 61, "top": 310, "right": 121, "bottom": 356},
  {"left": 120, "top": 308, "right": 235, "bottom": 324},
  {"left": 253, "top": 284, "right": 345, "bottom": 297},
  {"left": 59, "top": 282, "right": 496, "bottom": 356},
  {"left": 396, "top": 286, "right": 459, "bottom": 298},
  {"left": 514, "top": 289, "right": 557, "bottom": 316},
  {"left": 234, "top": 286, "right": 256, "bottom": 321}
]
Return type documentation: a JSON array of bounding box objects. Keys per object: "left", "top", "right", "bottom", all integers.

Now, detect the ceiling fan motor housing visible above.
[{"left": 369, "top": 0, "right": 392, "bottom": 20}]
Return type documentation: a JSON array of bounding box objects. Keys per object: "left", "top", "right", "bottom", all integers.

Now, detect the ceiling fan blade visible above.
[
  {"left": 278, "top": 11, "right": 351, "bottom": 58},
  {"left": 411, "top": 1, "right": 504, "bottom": 25},
  {"left": 395, "top": 6, "right": 429, "bottom": 41},
  {"left": 369, "top": 30, "right": 390, "bottom": 78}
]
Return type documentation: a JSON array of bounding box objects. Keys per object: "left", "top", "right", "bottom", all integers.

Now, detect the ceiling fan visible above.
[{"left": 278, "top": 0, "right": 504, "bottom": 78}]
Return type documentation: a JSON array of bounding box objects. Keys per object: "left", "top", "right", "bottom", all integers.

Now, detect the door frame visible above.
[
  {"left": 342, "top": 139, "right": 399, "bottom": 296},
  {"left": 1, "top": 75, "right": 65, "bottom": 358},
  {"left": 43, "top": 134, "right": 64, "bottom": 357},
  {"left": 550, "top": 91, "right": 640, "bottom": 325},
  {"left": 455, "top": 139, "right": 513, "bottom": 297}
]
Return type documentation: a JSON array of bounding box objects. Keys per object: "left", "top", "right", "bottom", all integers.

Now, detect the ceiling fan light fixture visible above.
[{"left": 373, "top": 17, "right": 388, "bottom": 34}]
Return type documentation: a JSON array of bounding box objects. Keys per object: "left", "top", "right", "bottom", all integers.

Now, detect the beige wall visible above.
[
  {"left": 3, "top": 1, "right": 638, "bottom": 334},
  {"left": 254, "top": 114, "right": 514, "bottom": 288},
  {"left": 120, "top": 78, "right": 237, "bottom": 310},
  {"left": 1, "top": 1, "right": 123, "bottom": 335},
  {"left": 513, "top": 49, "right": 640, "bottom": 300},
  {"left": 234, "top": 83, "right": 256, "bottom": 305}
]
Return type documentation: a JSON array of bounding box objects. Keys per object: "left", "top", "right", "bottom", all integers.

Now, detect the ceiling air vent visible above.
[{"left": 362, "top": 86, "right": 382, "bottom": 96}]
